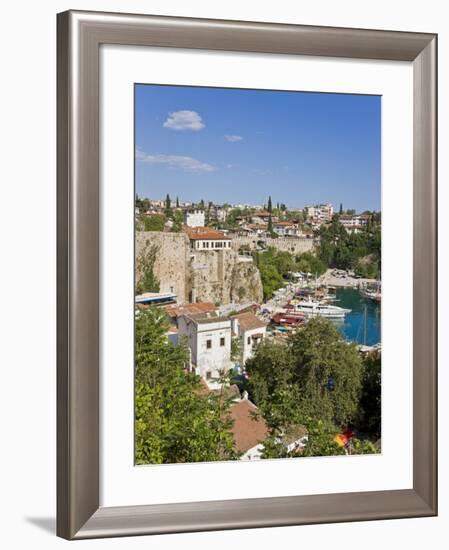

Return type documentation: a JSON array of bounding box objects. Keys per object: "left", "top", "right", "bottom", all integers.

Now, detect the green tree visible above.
[
  {"left": 350, "top": 438, "right": 379, "bottom": 455},
  {"left": 164, "top": 194, "right": 172, "bottom": 216},
  {"left": 358, "top": 354, "right": 381, "bottom": 437},
  {"left": 247, "top": 318, "right": 364, "bottom": 433},
  {"left": 141, "top": 214, "right": 166, "bottom": 232},
  {"left": 135, "top": 242, "right": 160, "bottom": 295},
  {"left": 176, "top": 196, "right": 180, "bottom": 208},
  {"left": 135, "top": 308, "right": 237, "bottom": 464},
  {"left": 258, "top": 261, "right": 283, "bottom": 299},
  {"left": 255, "top": 247, "right": 300, "bottom": 298},
  {"left": 317, "top": 215, "right": 381, "bottom": 275},
  {"left": 300, "top": 419, "right": 346, "bottom": 457},
  {"left": 290, "top": 318, "right": 363, "bottom": 427},
  {"left": 296, "top": 252, "right": 326, "bottom": 276},
  {"left": 231, "top": 336, "right": 242, "bottom": 362},
  {"left": 171, "top": 210, "right": 184, "bottom": 232},
  {"left": 339, "top": 203, "right": 343, "bottom": 215},
  {"left": 267, "top": 196, "right": 272, "bottom": 213},
  {"left": 245, "top": 339, "right": 298, "bottom": 431},
  {"left": 256, "top": 247, "right": 287, "bottom": 298},
  {"left": 267, "top": 215, "right": 275, "bottom": 237}
]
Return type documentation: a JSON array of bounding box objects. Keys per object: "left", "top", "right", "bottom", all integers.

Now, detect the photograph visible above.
[{"left": 134, "top": 84, "right": 382, "bottom": 464}]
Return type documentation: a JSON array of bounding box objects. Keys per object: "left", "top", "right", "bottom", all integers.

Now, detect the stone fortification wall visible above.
[
  {"left": 232, "top": 236, "right": 315, "bottom": 255},
  {"left": 136, "top": 231, "right": 263, "bottom": 305},
  {"left": 136, "top": 232, "right": 190, "bottom": 303}
]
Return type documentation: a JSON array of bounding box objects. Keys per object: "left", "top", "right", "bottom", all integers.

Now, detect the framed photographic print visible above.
[{"left": 57, "top": 10, "right": 437, "bottom": 540}]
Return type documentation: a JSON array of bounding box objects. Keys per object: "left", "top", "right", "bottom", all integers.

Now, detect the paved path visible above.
[{"left": 318, "top": 269, "right": 377, "bottom": 288}]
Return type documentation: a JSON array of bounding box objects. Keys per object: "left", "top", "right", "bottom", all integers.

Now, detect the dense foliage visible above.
[
  {"left": 135, "top": 308, "right": 237, "bottom": 464},
  {"left": 317, "top": 214, "right": 381, "bottom": 278},
  {"left": 141, "top": 214, "right": 166, "bottom": 232},
  {"left": 245, "top": 317, "right": 377, "bottom": 458},
  {"left": 255, "top": 248, "right": 326, "bottom": 299},
  {"left": 255, "top": 248, "right": 293, "bottom": 299},
  {"left": 295, "top": 252, "right": 326, "bottom": 277},
  {"left": 135, "top": 242, "right": 160, "bottom": 295},
  {"left": 358, "top": 354, "right": 381, "bottom": 437}
]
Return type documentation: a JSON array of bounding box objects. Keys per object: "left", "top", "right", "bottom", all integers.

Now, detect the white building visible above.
[
  {"left": 339, "top": 213, "right": 371, "bottom": 232},
  {"left": 177, "top": 313, "right": 232, "bottom": 384},
  {"left": 272, "top": 221, "right": 302, "bottom": 237},
  {"left": 210, "top": 205, "right": 228, "bottom": 223},
  {"left": 251, "top": 212, "right": 277, "bottom": 225},
  {"left": 304, "top": 203, "right": 334, "bottom": 224},
  {"left": 184, "top": 209, "right": 205, "bottom": 228},
  {"left": 185, "top": 226, "right": 232, "bottom": 250},
  {"left": 231, "top": 311, "right": 267, "bottom": 363}
]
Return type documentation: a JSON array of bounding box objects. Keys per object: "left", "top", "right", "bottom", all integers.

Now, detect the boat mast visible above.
[{"left": 363, "top": 305, "right": 367, "bottom": 345}]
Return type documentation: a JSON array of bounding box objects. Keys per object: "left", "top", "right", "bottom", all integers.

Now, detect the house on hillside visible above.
[
  {"left": 304, "top": 203, "right": 334, "bottom": 225},
  {"left": 229, "top": 397, "right": 269, "bottom": 460},
  {"left": 184, "top": 209, "right": 205, "bottom": 228},
  {"left": 177, "top": 312, "right": 232, "bottom": 386},
  {"left": 339, "top": 213, "right": 371, "bottom": 233},
  {"left": 231, "top": 311, "right": 267, "bottom": 363},
  {"left": 184, "top": 226, "right": 232, "bottom": 251},
  {"left": 272, "top": 221, "right": 302, "bottom": 237},
  {"left": 164, "top": 302, "right": 217, "bottom": 325},
  {"left": 229, "top": 395, "right": 308, "bottom": 460}
]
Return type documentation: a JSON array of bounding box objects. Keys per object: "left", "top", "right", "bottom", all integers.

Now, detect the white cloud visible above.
[
  {"left": 136, "top": 149, "right": 215, "bottom": 173},
  {"left": 163, "top": 110, "right": 205, "bottom": 131},
  {"left": 224, "top": 134, "right": 243, "bottom": 142}
]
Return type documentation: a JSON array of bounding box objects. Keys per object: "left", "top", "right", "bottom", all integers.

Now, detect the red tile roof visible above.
[
  {"left": 231, "top": 311, "right": 267, "bottom": 332},
  {"left": 229, "top": 399, "right": 268, "bottom": 453},
  {"left": 164, "top": 302, "right": 217, "bottom": 319},
  {"left": 184, "top": 226, "right": 231, "bottom": 240}
]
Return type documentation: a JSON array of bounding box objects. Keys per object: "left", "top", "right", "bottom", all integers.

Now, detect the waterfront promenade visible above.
[{"left": 318, "top": 268, "right": 377, "bottom": 289}]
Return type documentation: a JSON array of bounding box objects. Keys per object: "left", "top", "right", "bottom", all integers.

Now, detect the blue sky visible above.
[{"left": 135, "top": 84, "right": 380, "bottom": 211}]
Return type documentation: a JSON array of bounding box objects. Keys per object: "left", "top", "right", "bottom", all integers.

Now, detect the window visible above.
[
  {"left": 206, "top": 339, "right": 212, "bottom": 349},
  {"left": 206, "top": 371, "right": 211, "bottom": 380},
  {"left": 247, "top": 336, "right": 251, "bottom": 345},
  {"left": 220, "top": 337, "right": 225, "bottom": 347}
]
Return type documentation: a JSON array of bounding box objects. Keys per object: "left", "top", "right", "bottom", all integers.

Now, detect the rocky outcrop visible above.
[
  {"left": 230, "top": 258, "right": 263, "bottom": 304},
  {"left": 136, "top": 231, "right": 263, "bottom": 305}
]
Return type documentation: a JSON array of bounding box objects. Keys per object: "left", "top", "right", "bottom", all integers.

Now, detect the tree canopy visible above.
[
  {"left": 135, "top": 308, "right": 237, "bottom": 464},
  {"left": 246, "top": 317, "right": 368, "bottom": 458},
  {"left": 317, "top": 215, "right": 380, "bottom": 277},
  {"left": 135, "top": 242, "right": 160, "bottom": 295}
]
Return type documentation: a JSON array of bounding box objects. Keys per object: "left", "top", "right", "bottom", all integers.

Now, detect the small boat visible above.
[
  {"left": 291, "top": 299, "right": 351, "bottom": 318},
  {"left": 271, "top": 312, "right": 305, "bottom": 327}
]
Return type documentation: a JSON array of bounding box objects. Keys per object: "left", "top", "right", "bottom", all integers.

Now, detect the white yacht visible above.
[{"left": 291, "top": 299, "right": 351, "bottom": 318}]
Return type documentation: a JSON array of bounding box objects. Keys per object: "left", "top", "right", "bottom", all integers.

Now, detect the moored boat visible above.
[{"left": 290, "top": 299, "right": 351, "bottom": 318}]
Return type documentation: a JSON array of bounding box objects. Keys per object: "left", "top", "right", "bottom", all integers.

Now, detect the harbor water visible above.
[{"left": 333, "top": 287, "right": 381, "bottom": 346}]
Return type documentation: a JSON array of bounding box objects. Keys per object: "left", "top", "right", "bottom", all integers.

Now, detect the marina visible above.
[
  {"left": 333, "top": 287, "right": 381, "bottom": 346},
  {"left": 265, "top": 277, "right": 380, "bottom": 347}
]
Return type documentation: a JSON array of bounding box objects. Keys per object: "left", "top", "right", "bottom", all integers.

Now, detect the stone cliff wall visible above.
[
  {"left": 232, "top": 235, "right": 315, "bottom": 255},
  {"left": 230, "top": 258, "right": 264, "bottom": 304},
  {"left": 136, "top": 232, "right": 190, "bottom": 303},
  {"left": 136, "top": 232, "right": 263, "bottom": 305}
]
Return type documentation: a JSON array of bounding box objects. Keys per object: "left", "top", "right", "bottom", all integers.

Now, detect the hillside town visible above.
[{"left": 135, "top": 195, "right": 382, "bottom": 463}]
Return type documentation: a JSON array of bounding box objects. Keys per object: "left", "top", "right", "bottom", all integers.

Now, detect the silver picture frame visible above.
[{"left": 57, "top": 10, "right": 437, "bottom": 539}]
